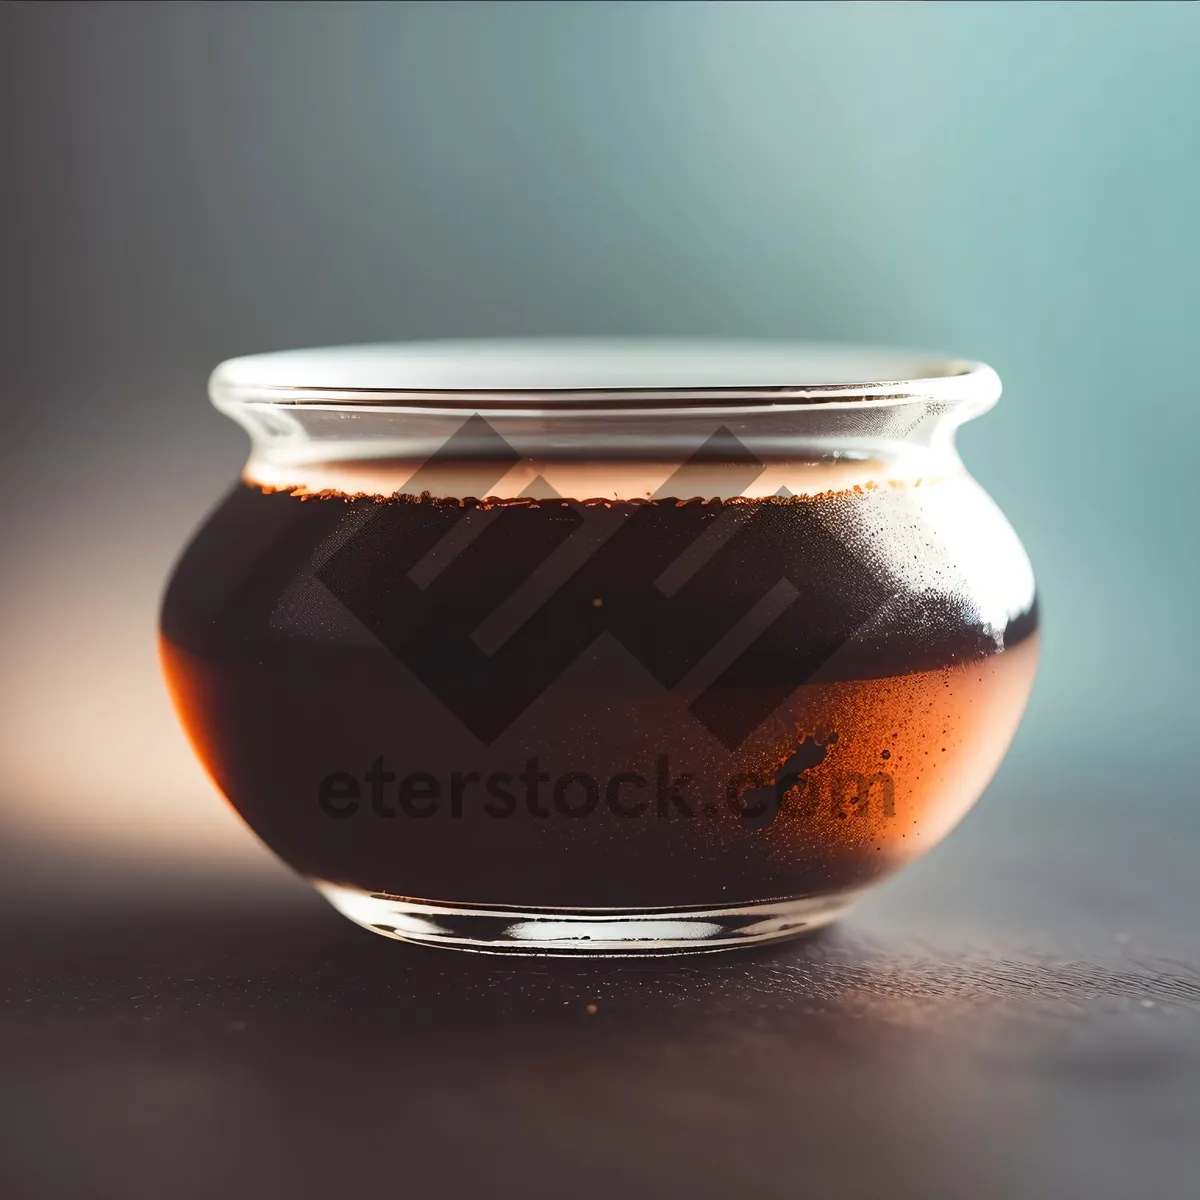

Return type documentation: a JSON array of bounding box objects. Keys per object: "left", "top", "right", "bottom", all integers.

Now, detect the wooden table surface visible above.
[{"left": 3, "top": 777, "right": 1198, "bottom": 1199}]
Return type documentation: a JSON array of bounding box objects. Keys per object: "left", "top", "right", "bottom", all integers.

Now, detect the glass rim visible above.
[{"left": 209, "top": 339, "right": 1001, "bottom": 417}]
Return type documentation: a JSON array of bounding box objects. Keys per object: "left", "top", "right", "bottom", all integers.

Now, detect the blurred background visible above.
[{"left": 2, "top": 0, "right": 1198, "bottom": 897}]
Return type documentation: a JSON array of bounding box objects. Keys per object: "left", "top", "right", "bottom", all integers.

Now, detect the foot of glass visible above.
[{"left": 314, "top": 884, "right": 862, "bottom": 956}]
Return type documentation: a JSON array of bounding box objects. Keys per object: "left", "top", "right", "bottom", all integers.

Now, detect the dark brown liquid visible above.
[{"left": 161, "top": 481, "right": 1038, "bottom": 908}]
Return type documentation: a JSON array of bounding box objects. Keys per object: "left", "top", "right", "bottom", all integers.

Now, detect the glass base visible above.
[{"left": 314, "top": 883, "right": 863, "bottom": 956}]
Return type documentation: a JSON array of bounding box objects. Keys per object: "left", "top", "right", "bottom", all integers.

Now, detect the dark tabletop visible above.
[{"left": 2, "top": 775, "right": 1198, "bottom": 1200}]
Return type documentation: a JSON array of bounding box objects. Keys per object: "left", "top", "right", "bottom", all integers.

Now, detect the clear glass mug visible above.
[{"left": 160, "top": 341, "right": 1038, "bottom": 954}]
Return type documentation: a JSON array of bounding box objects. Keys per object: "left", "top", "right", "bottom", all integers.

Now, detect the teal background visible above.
[{"left": 2, "top": 1, "right": 1197, "bottom": 868}]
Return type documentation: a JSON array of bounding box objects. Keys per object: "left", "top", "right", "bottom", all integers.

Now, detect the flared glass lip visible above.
[{"left": 210, "top": 338, "right": 1000, "bottom": 416}]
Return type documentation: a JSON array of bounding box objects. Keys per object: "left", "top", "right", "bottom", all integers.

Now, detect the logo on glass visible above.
[{"left": 316, "top": 416, "right": 893, "bottom": 747}]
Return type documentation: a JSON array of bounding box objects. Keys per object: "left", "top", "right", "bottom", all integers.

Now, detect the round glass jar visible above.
[{"left": 160, "top": 340, "right": 1038, "bottom": 954}]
